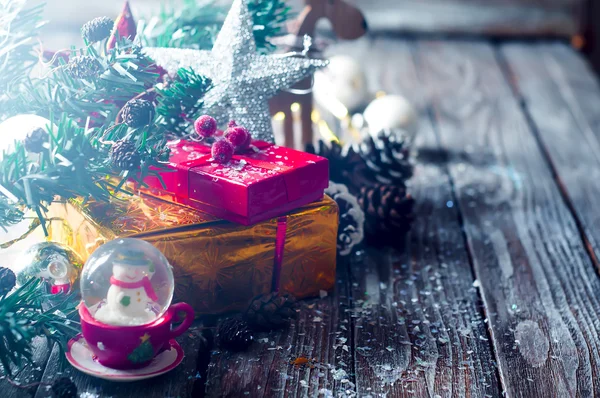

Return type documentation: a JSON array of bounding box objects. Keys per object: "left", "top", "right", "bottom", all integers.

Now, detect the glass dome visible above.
[{"left": 80, "top": 238, "right": 174, "bottom": 326}]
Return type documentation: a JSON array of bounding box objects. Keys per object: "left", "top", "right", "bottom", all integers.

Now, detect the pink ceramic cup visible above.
[{"left": 79, "top": 302, "right": 195, "bottom": 370}]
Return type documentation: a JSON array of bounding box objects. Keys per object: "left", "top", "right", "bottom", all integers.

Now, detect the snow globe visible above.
[
  {"left": 74, "top": 238, "right": 194, "bottom": 372},
  {"left": 81, "top": 238, "right": 174, "bottom": 326}
]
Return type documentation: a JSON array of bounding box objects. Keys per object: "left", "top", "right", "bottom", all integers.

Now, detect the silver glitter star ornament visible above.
[{"left": 144, "top": 0, "right": 329, "bottom": 143}]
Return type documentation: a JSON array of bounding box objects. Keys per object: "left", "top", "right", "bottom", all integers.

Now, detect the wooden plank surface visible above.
[
  {"left": 328, "top": 38, "right": 502, "bottom": 398},
  {"left": 0, "top": 337, "right": 54, "bottom": 398},
  {"left": 413, "top": 39, "right": 600, "bottom": 396},
  {"left": 204, "top": 257, "right": 355, "bottom": 397},
  {"left": 501, "top": 41, "right": 600, "bottom": 268},
  {"left": 348, "top": 134, "right": 501, "bottom": 397}
]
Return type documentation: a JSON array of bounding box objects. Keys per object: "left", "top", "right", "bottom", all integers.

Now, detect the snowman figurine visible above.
[{"left": 94, "top": 249, "right": 159, "bottom": 326}]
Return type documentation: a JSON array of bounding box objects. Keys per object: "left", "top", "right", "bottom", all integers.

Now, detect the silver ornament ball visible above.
[{"left": 14, "top": 242, "right": 83, "bottom": 294}]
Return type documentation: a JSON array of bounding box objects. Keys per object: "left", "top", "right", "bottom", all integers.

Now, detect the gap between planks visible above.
[
  {"left": 408, "top": 40, "right": 507, "bottom": 397},
  {"left": 494, "top": 44, "right": 600, "bottom": 277},
  {"left": 494, "top": 42, "right": 600, "bottom": 274},
  {"left": 332, "top": 37, "right": 502, "bottom": 397}
]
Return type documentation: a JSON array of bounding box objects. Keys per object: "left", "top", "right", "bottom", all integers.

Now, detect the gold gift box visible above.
[{"left": 46, "top": 194, "right": 338, "bottom": 315}]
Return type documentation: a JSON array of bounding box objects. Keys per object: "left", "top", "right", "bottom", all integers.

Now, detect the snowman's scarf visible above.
[{"left": 110, "top": 276, "right": 159, "bottom": 302}]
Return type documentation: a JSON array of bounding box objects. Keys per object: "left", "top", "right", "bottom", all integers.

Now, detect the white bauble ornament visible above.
[
  {"left": 363, "top": 95, "right": 418, "bottom": 144},
  {"left": 315, "top": 55, "right": 369, "bottom": 113},
  {"left": 0, "top": 114, "right": 52, "bottom": 160}
]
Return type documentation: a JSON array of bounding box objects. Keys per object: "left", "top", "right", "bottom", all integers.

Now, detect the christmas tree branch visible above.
[
  {"left": 156, "top": 68, "right": 212, "bottom": 136},
  {"left": 0, "top": 277, "right": 79, "bottom": 376},
  {"left": 142, "top": 0, "right": 291, "bottom": 52}
]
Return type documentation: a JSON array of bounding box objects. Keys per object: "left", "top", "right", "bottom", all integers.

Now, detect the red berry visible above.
[
  {"left": 212, "top": 140, "right": 234, "bottom": 164},
  {"left": 228, "top": 120, "right": 238, "bottom": 128},
  {"left": 225, "top": 126, "right": 250, "bottom": 148},
  {"left": 236, "top": 132, "right": 252, "bottom": 153},
  {"left": 194, "top": 115, "right": 217, "bottom": 138}
]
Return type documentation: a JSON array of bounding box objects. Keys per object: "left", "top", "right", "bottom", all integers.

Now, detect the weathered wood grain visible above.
[
  {"left": 414, "top": 39, "right": 600, "bottom": 396},
  {"left": 31, "top": 326, "right": 206, "bottom": 398},
  {"left": 0, "top": 337, "right": 54, "bottom": 398},
  {"left": 204, "top": 257, "right": 355, "bottom": 398},
  {"left": 334, "top": 38, "right": 501, "bottom": 398},
  {"left": 501, "top": 41, "right": 600, "bottom": 269},
  {"left": 348, "top": 139, "right": 502, "bottom": 397}
]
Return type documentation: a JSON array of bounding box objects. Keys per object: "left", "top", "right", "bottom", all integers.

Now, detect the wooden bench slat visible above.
[
  {"left": 414, "top": 39, "right": 600, "bottom": 396},
  {"left": 501, "top": 41, "right": 600, "bottom": 271}
]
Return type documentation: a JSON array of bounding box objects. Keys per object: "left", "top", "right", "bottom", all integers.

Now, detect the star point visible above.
[{"left": 144, "top": 0, "right": 328, "bottom": 142}]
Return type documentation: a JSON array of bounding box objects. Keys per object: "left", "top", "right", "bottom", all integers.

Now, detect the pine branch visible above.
[
  {"left": 0, "top": 114, "right": 112, "bottom": 229},
  {"left": 0, "top": 195, "right": 23, "bottom": 231},
  {"left": 156, "top": 68, "right": 212, "bottom": 136},
  {"left": 142, "top": 0, "right": 291, "bottom": 52},
  {"left": 7, "top": 38, "right": 160, "bottom": 126},
  {"left": 0, "top": 278, "right": 79, "bottom": 376},
  {"left": 247, "top": 0, "right": 291, "bottom": 52}
]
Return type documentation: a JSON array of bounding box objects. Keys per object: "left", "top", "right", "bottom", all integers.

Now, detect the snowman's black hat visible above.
[{"left": 114, "top": 249, "right": 154, "bottom": 272}]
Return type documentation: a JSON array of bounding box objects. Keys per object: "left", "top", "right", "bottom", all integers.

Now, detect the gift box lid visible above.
[
  {"left": 55, "top": 193, "right": 337, "bottom": 239},
  {"left": 144, "top": 140, "right": 329, "bottom": 225}
]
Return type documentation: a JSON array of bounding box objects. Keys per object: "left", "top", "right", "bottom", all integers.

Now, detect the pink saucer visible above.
[{"left": 66, "top": 334, "right": 184, "bottom": 382}]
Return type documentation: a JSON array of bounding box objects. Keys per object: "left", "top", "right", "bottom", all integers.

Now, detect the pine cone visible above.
[
  {"left": 65, "top": 55, "right": 102, "bottom": 79},
  {"left": 216, "top": 317, "right": 253, "bottom": 351},
  {"left": 359, "top": 129, "right": 414, "bottom": 186},
  {"left": 358, "top": 184, "right": 415, "bottom": 238},
  {"left": 24, "top": 127, "right": 49, "bottom": 154},
  {"left": 245, "top": 292, "right": 297, "bottom": 330},
  {"left": 110, "top": 139, "right": 141, "bottom": 170},
  {"left": 81, "top": 16, "right": 114, "bottom": 43},
  {"left": 121, "top": 99, "right": 156, "bottom": 128},
  {"left": 0, "top": 267, "right": 16, "bottom": 296},
  {"left": 305, "top": 140, "right": 364, "bottom": 187},
  {"left": 325, "top": 182, "right": 364, "bottom": 256},
  {"left": 51, "top": 377, "right": 77, "bottom": 398}
]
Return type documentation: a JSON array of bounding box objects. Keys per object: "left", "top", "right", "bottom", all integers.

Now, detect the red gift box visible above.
[{"left": 142, "top": 140, "right": 329, "bottom": 225}]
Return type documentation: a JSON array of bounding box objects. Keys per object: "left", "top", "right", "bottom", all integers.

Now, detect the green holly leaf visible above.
[{"left": 120, "top": 296, "right": 131, "bottom": 307}]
